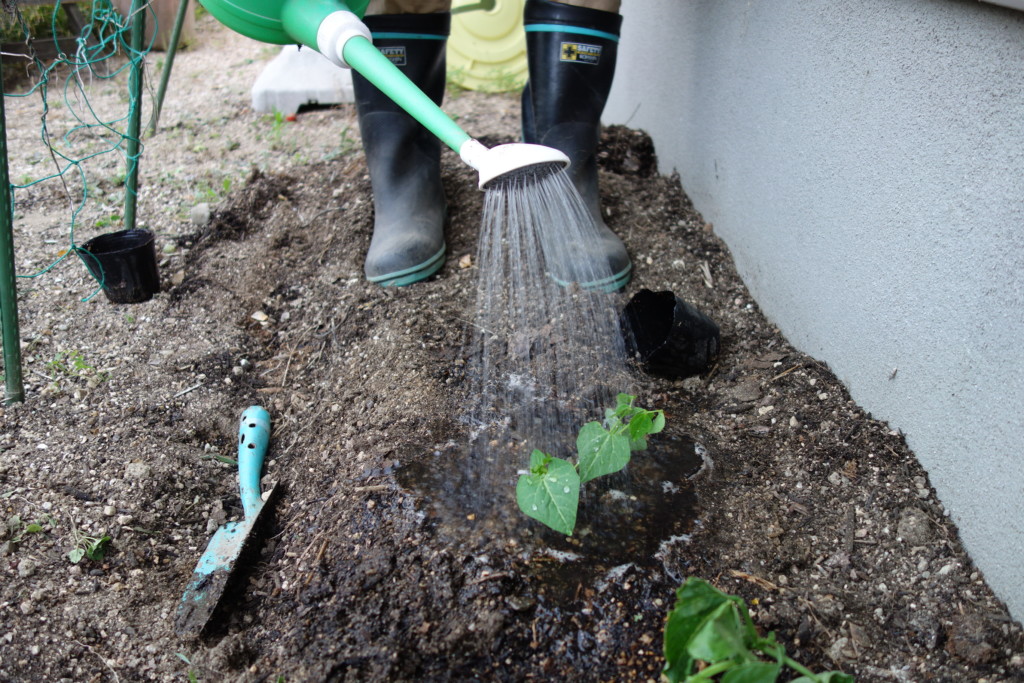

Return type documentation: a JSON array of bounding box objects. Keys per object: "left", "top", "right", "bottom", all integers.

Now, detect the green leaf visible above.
[
  {"left": 663, "top": 611, "right": 696, "bottom": 681},
  {"left": 651, "top": 410, "right": 666, "bottom": 434},
  {"left": 664, "top": 579, "right": 734, "bottom": 681},
  {"left": 722, "top": 661, "right": 781, "bottom": 683},
  {"left": 675, "top": 578, "right": 734, "bottom": 620},
  {"left": 68, "top": 547, "right": 85, "bottom": 564},
  {"left": 687, "top": 601, "right": 748, "bottom": 662},
  {"left": 576, "top": 421, "right": 631, "bottom": 484},
  {"left": 24, "top": 523, "right": 43, "bottom": 533},
  {"left": 516, "top": 452, "right": 580, "bottom": 536},
  {"left": 627, "top": 411, "right": 654, "bottom": 442},
  {"left": 86, "top": 535, "right": 111, "bottom": 561}
]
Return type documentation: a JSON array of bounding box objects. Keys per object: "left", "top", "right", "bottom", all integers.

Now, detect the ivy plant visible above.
[{"left": 516, "top": 393, "right": 665, "bottom": 535}]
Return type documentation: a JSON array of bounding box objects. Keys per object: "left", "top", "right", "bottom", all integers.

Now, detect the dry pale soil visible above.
[{"left": 1, "top": 12, "right": 1022, "bottom": 683}]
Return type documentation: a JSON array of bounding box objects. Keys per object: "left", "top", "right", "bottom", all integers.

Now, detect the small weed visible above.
[
  {"left": 175, "top": 653, "right": 200, "bottom": 682},
  {"left": 94, "top": 212, "right": 122, "bottom": 229},
  {"left": 5, "top": 513, "right": 53, "bottom": 549},
  {"left": 67, "top": 525, "right": 111, "bottom": 564},
  {"left": 46, "top": 350, "right": 108, "bottom": 384}
]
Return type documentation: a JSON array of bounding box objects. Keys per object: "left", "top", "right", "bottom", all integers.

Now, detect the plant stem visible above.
[{"left": 783, "top": 655, "right": 820, "bottom": 681}]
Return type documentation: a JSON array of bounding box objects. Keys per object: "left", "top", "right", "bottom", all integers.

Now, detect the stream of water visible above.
[{"left": 459, "top": 164, "right": 634, "bottom": 513}]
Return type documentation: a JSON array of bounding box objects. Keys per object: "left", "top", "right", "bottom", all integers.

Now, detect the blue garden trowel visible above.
[{"left": 174, "top": 406, "right": 275, "bottom": 636}]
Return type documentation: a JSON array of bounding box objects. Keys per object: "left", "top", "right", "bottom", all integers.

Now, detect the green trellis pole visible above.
[
  {"left": 0, "top": 59, "right": 25, "bottom": 404},
  {"left": 124, "top": 0, "right": 146, "bottom": 232},
  {"left": 150, "top": 0, "right": 190, "bottom": 134}
]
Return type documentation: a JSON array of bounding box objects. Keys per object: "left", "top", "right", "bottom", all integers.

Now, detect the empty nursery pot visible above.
[
  {"left": 81, "top": 228, "right": 161, "bottom": 304},
  {"left": 622, "top": 289, "right": 720, "bottom": 379}
]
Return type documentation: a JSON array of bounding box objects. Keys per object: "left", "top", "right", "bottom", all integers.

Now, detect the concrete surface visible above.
[
  {"left": 604, "top": 0, "right": 1024, "bottom": 619},
  {"left": 251, "top": 45, "right": 355, "bottom": 116}
]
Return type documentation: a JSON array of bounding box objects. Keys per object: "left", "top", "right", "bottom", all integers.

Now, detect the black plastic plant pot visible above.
[
  {"left": 622, "top": 289, "right": 720, "bottom": 379},
  {"left": 81, "top": 228, "right": 160, "bottom": 304}
]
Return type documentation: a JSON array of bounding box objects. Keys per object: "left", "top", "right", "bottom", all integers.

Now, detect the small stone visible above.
[
  {"left": 19, "top": 600, "right": 34, "bottom": 615},
  {"left": 190, "top": 203, "right": 211, "bottom": 227},
  {"left": 17, "top": 558, "right": 35, "bottom": 578},
  {"left": 125, "top": 462, "right": 152, "bottom": 480},
  {"left": 897, "top": 507, "right": 933, "bottom": 546},
  {"left": 102, "top": 505, "right": 116, "bottom": 517},
  {"left": 458, "top": 253, "right": 473, "bottom": 269},
  {"left": 828, "top": 637, "right": 851, "bottom": 663},
  {"left": 252, "top": 311, "right": 269, "bottom": 322}
]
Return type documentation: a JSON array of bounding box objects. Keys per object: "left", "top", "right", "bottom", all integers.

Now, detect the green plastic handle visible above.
[
  {"left": 237, "top": 406, "right": 271, "bottom": 519},
  {"left": 343, "top": 36, "right": 472, "bottom": 153}
]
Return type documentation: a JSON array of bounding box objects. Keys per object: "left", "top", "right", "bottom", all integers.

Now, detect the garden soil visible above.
[{"left": 1, "top": 14, "right": 1022, "bottom": 683}]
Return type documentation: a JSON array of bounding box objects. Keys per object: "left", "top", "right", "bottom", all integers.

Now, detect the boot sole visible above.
[
  {"left": 551, "top": 261, "right": 632, "bottom": 293},
  {"left": 367, "top": 244, "right": 447, "bottom": 287}
]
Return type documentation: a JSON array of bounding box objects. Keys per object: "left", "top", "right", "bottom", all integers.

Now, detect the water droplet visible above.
[
  {"left": 563, "top": 486, "right": 571, "bottom": 493},
  {"left": 531, "top": 504, "right": 538, "bottom": 511}
]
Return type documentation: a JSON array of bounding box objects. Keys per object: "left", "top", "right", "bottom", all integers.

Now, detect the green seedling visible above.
[
  {"left": 45, "top": 350, "right": 109, "bottom": 392},
  {"left": 663, "top": 578, "right": 854, "bottom": 683},
  {"left": 6, "top": 514, "right": 52, "bottom": 546},
  {"left": 175, "top": 653, "right": 200, "bottom": 682},
  {"left": 200, "top": 453, "right": 238, "bottom": 466},
  {"left": 68, "top": 526, "right": 112, "bottom": 564},
  {"left": 516, "top": 393, "right": 664, "bottom": 535},
  {"left": 47, "top": 350, "right": 100, "bottom": 378}
]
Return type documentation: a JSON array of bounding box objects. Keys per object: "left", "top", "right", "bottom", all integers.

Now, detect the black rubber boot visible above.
[
  {"left": 353, "top": 13, "right": 449, "bottom": 286},
  {"left": 522, "top": 0, "right": 631, "bottom": 292}
]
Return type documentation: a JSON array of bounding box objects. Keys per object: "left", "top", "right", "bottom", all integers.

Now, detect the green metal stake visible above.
[
  {"left": 0, "top": 60, "right": 25, "bottom": 404},
  {"left": 150, "top": 0, "right": 191, "bottom": 135},
  {"left": 123, "top": 0, "right": 146, "bottom": 232}
]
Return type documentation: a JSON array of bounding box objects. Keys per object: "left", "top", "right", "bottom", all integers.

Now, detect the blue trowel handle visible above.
[{"left": 238, "top": 406, "right": 271, "bottom": 519}]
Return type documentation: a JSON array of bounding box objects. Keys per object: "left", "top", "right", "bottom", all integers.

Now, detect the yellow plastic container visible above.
[{"left": 447, "top": 0, "right": 527, "bottom": 93}]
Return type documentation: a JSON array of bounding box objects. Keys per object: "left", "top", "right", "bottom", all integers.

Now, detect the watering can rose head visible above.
[{"left": 459, "top": 140, "right": 570, "bottom": 190}]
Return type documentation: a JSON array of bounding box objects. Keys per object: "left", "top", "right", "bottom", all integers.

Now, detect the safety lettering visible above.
[
  {"left": 559, "top": 42, "right": 601, "bottom": 65},
  {"left": 379, "top": 46, "right": 407, "bottom": 66}
]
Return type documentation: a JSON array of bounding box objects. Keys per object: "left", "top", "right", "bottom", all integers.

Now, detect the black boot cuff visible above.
[
  {"left": 523, "top": 0, "right": 622, "bottom": 36},
  {"left": 363, "top": 13, "right": 451, "bottom": 37}
]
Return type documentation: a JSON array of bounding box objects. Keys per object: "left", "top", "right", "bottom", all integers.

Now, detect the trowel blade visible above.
[{"left": 173, "top": 484, "right": 276, "bottom": 636}]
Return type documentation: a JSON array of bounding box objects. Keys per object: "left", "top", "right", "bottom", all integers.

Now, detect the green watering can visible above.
[{"left": 200, "top": 0, "right": 567, "bottom": 187}]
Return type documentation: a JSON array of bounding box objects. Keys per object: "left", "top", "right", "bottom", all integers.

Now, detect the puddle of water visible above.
[{"left": 398, "top": 430, "right": 701, "bottom": 604}]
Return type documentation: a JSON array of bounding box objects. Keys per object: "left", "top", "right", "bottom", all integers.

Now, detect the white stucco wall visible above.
[{"left": 604, "top": 0, "right": 1024, "bottom": 619}]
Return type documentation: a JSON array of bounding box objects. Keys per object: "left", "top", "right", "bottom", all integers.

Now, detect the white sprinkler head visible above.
[{"left": 459, "top": 140, "right": 570, "bottom": 189}]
